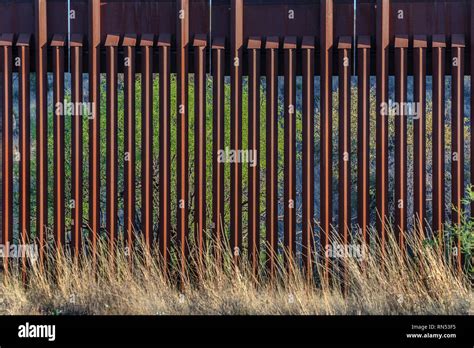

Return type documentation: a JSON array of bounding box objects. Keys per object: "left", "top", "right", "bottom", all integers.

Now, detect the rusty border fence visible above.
[{"left": 0, "top": 0, "right": 472, "bottom": 277}]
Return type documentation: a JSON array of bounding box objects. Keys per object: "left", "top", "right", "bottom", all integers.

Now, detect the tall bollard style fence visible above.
[{"left": 0, "top": 0, "right": 472, "bottom": 278}]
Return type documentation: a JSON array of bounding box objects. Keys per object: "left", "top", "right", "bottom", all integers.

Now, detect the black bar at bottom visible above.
[{"left": 0, "top": 315, "right": 471, "bottom": 346}]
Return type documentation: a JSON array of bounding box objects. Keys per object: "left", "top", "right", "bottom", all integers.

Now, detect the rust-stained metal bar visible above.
[
  {"left": 337, "top": 36, "right": 352, "bottom": 248},
  {"left": 177, "top": 0, "right": 189, "bottom": 275},
  {"left": 0, "top": 34, "right": 13, "bottom": 270},
  {"left": 230, "top": 0, "right": 244, "bottom": 264},
  {"left": 432, "top": 35, "right": 446, "bottom": 243},
  {"left": 212, "top": 37, "right": 225, "bottom": 264},
  {"left": 357, "top": 36, "right": 370, "bottom": 245},
  {"left": 193, "top": 34, "right": 207, "bottom": 266},
  {"left": 52, "top": 35, "right": 65, "bottom": 252},
  {"left": 17, "top": 33, "right": 31, "bottom": 280},
  {"left": 265, "top": 36, "right": 279, "bottom": 278},
  {"left": 35, "top": 0, "right": 48, "bottom": 266},
  {"left": 247, "top": 36, "right": 261, "bottom": 278},
  {"left": 301, "top": 36, "right": 315, "bottom": 280},
  {"left": 105, "top": 34, "right": 119, "bottom": 258},
  {"left": 158, "top": 34, "right": 171, "bottom": 269},
  {"left": 70, "top": 34, "right": 84, "bottom": 259},
  {"left": 376, "top": 0, "right": 390, "bottom": 252},
  {"left": 140, "top": 34, "right": 155, "bottom": 251},
  {"left": 413, "top": 35, "right": 427, "bottom": 237},
  {"left": 451, "top": 34, "right": 465, "bottom": 272},
  {"left": 123, "top": 34, "right": 136, "bottom": 260},
  {"left": 89, "top": 0, "right": 101, "bottom": 263},
  {"left": 394, "top": 35, "right": 408, "bottom": 251},
  {"left": 320, "top": 0, "right": 333, "bottom": 279},
  {"left": 283, "top": 36, "right": 297, "bottom": 267}
]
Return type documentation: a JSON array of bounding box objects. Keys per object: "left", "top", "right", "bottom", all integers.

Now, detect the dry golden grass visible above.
[{"left": 0, "top": 229, "right": 472, "bottom": 315}]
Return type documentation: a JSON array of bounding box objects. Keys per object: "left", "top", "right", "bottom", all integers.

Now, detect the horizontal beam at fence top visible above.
[
  {"left": 0, "top": 0, "right": 470, "bottom": 36},
  {"left": 0, "top": 0, "right": 473, "bottom": 73},
  {"left": 1, "top": 36, "right": 473, "bottom": 76}
]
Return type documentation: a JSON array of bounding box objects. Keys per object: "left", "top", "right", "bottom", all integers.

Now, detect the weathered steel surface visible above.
[
  {"left": 212, "top": 37, "right": 225, "bottom": 266},
  {"left": 320, "top": 0, "right": 334, "bottom": 280},
  {"left": 193, "top": 33, "right": 207, "bottom": 265},
  {"left": 35, "top": 0, "right": 48, "bottom": 267},
  {"left": 105, "top": 34, "right": 119, "bottom": 258},
  {"left": 376, "top": 0, "right": 390, "bottom": 255},
  {"left": 230, "top": 0, "right": 243, "bottom": 265},
  {"left": 177, "top": 0, "right": 190, "bottom": 276},
  {"left": 432, "top": 35, "right": 446, "bottom": 241},
  {"left": 71, "top": 34, "right": 83, "bottom": 258},
  {"left": 159, "top": 34, "right": 172, "bottom": 270},
  {"left": 123, "top": 34, "right": 137, "bottom": 262},
  {"left": 52, "top": 35, "right": 65, "bottom": 251},
  {"left": 89, "top": 0, "right": 101, "bottom": 264},
  {"left": 357, "top": 35, "right": 370, "bottom": 245}
]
